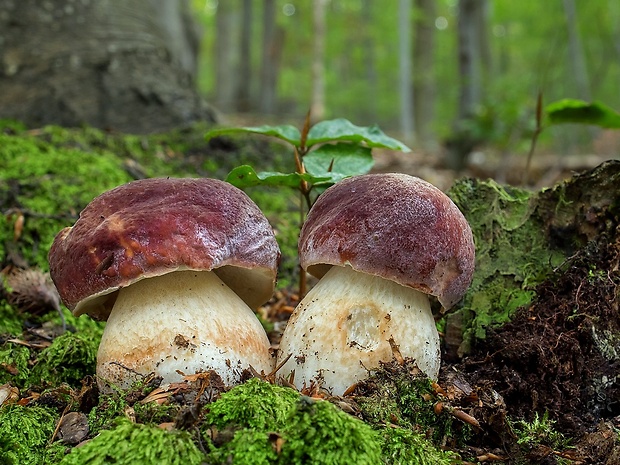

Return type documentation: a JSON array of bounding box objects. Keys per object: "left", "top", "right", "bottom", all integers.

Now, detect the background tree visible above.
[
  {"left": 413, "top": 0, "right": 437, "bottom": 148},
  {"left": 0, "top": 0, "right": 215, "bottom": 133}
]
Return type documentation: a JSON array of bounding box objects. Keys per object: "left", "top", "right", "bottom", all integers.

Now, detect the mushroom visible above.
[
  {"left": 48, "top": 178, "right": 280, "bottom": 391},
  {"left": 277, "top": 173, "right": 475, "bottom": 395}
]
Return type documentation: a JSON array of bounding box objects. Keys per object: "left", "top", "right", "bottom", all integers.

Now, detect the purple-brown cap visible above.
[
  {"left": 299, "top": 173, "right": 475, "bottom": 309},
  {"left": 49, "top": 178, "right": 280, "bottom": 319}
]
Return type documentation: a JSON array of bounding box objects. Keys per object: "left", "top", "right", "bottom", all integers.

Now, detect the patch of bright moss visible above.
[
  {"left": 0, "top": 132, "right": 132, "bottom": 268},
  {"left": 448, "top": 179, "right": 565, "bottom": 346},
  {"left": 0, "top": 343, "right": 31, "bottom": 386},
  {"left": 381, "top": 426, "right": 458, "bottom": 465},
  {"left": 59, "top": 419, "right": 205, "bottom": 465},
  {"left": 0, "top": 299, "right": 23, "bottom": 336},
  {"left": 29, "top": 332, "right": 98, "bottom": 388},
  {"left": 207, "top": 429, "right": 279, "bottom": 465},
  {"left": 0, "top": 404, "right": 59, "bottom": 465},
  {"left": 280, "top": 396, "right": 383, "bottom": 465},
  {"left": 205, "top": 377, "right": 300, "bottom": 431}
]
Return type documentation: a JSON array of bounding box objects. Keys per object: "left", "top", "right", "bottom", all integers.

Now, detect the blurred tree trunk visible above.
[
  {"left": 563, "top": 0, "right": 591, "bottom": 100},
  {"left": 413, "top": 0, "right": 437, "bottom": 148},
  {"left": 311, "top": 0, "right": 327, "bottom": 122},
  {"left": 447, "top": 0, "right": 487, "bottom": 170},
  {"left": 259, "top": 0, "right": 281, "bottom": 114},
  {"left": 236, "top": 0, "right": 253, "bottom": 112},
  {"left": 0, "top": 0, "right": 215, "bottom": 133},
  {"left": 215, "top": 0, "right": 237, "bottom": 110},
  {"left": 398, "top": 0, "right": 414, "bottom": 142},
  {"left": 361, "top": 1, "right": 378, "bottom": 121}
]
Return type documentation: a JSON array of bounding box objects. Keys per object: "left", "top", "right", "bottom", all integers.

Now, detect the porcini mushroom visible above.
[
  {"left": 277, "top": 173, "right": 475, "bottom": 395},
  {"left": 48, "top": 178, "right": 280, "bottom": 391}
]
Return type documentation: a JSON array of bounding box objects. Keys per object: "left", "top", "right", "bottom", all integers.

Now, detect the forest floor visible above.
[{"left": 1, "top": 122, "right": 619, "bottom": 464}]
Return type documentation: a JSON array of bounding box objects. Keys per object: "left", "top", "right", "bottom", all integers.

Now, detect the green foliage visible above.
[
  {"left": 0, "top": 404, "right": 59, "bottom": 465},
  {"left": 29, "top": 332, "right": 99, "bottom": 388},
  {"left": 59, "top": 419, "right": 205, "bottom": 465},
  {"left": 545, "top": 99, "right": 620, "bottom": 129},
  {"left": 207, "top": 118, "right": 408, "bottom": 194}
]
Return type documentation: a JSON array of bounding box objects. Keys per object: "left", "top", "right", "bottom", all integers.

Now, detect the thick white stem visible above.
[
  {"left": 278, "top": 265, "right": 440, "bottom": 395},
  {"left": 96, "top": 270, "right": 274, "bottom": 391}
]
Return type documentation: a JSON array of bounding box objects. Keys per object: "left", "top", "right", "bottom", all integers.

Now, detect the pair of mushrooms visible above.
[{"left": 48, "top": 174, "right": 474, "bottom": 395}]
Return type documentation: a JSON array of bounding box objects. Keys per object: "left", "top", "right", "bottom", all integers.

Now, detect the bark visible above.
[
  {"left": 413, "top": 0, "right": 437, "bottom": 148},
  {"left": 398, "top": 0, "right": 414, "bottom": 142},
  {"left": 0, "top": 0, "right": 216, "bottom": 134}
]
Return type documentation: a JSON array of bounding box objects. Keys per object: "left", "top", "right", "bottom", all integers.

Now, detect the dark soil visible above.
[{"left": 438, "top": 230, "right": 620, "bottom": 463}]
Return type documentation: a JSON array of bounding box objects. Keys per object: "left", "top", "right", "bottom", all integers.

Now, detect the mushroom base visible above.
[
  {"left": 96, "top": 270, "right": 274, "bottom": 391},
  {"left": 277, "top": 265, "right": 440, "bottom": 395}
]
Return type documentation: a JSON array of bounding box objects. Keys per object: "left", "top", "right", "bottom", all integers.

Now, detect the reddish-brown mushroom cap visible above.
[
  {"left": 49, "top": 177, "right": 280, "bottom": 319},
  {"left": 299, "top": 173, "right": 475, "bottom": 309}
]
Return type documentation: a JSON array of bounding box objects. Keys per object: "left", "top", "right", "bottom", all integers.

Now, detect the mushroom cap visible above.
[
  {"left": 49, "top": 177, "right": 280, "bottom": 319},
  {"left": 299, "top": 173, "right": 475, "bottom": 309}
]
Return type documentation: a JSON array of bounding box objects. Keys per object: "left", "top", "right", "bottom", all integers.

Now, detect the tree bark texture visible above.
[{"left": 0, "top": 0, "right": 216, "bottom": 133}]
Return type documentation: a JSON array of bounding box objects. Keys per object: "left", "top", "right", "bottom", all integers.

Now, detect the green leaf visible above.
[
  {"left": 306, "top": 118, "right": 411, "bottom": 151},
  {"left": 205, "top": 125, "right": 301, "bottom": 145},
  {"left": 225, "top": 165, "right": 331, "bottom": 189},
  {"left": 545, "top": 99, "right": 620, "bottom": 129},
  {"left": 303, "top": 143, "right": 374, "bottom": 183}
]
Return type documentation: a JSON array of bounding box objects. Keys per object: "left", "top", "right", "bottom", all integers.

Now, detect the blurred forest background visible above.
[
  {"left": 1, "top": 0, "right": 619, "bottom": 178},
  {"left": 192, "top": 0, "right": 620, "bottom": 169}
]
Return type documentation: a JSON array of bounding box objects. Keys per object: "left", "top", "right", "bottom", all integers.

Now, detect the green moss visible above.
[
  {"left": 0, "top": 132, "right": 132, "bottom": 268},
  {"left": 381, "top": 427, "right": 458, "bottom": 465},
  {"left": 448, "top": 179, "right": 564, "bottom": 345},
  {"left": 0, "top": 343, "right": 31, "bottom": 386},
  {"left": 29, "top": 332, "right": 98, "bottom": 388},
  {"left": 0, "top": 299, "right": 24, "bottom": 336},
  {"left": 59, "top": 419, "right": 205, "bottom": 465},
  {"left": 0, "top": 404, "right": 59, "bottom": 465},
  {"left": 205, "top": 378, "right": 300, "bottom": 431},
  {"left": 280, "top": 396, "right": 382, "bottom": 465},
  {"left": 204, "top": 379, "right": 386, "bottom": 464},
  {"left": 207, "top": 429, "right": 279, "bottom": 465},
  {"left": 88, "top": 381, "right": 180, "bottom": 435}
]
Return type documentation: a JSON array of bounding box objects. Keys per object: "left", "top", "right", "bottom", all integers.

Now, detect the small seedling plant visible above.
[{"left": 205, "top": 114, "right": 410, "bottom": 293}]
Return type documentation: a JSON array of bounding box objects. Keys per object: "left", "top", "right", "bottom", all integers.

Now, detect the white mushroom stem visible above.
[
  {"left": 96, "top": 270, "right": 274, "bottom": 391},
  {"left": 277, "top": 265, "right": 440, "bottom": 395}
]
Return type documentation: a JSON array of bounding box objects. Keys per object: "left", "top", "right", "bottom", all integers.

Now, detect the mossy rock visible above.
[{"left": 447, "top": 160, "right": 620, "bottom": 354}]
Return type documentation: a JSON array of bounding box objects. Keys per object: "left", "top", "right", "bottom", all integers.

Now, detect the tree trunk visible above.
[
  {"left": 259, "top": 0, "right": 280, "bottom": 114},
  {"left": 413, "top": 0, "right": 437, "bottom": 148},
  {"left": 215, "top": 0, "right": 237, "bottom": 110},
  {"left": 311, "top": 0, "right": 327, "bottom": 122},
  {"left": 236, "top": 0, "right": 253, "bottom": 112},
  {"left": 0, "top": 0, "right": 215, "bottom": 133},
  {"left": 446, "top": 0, "right": 487, "bottom": 170},
  {"left": 398, "top": 0, "right": 414, "bottom": 142},
  {"left": 563, "top": 0, "right": 591, "bottom": 100}
]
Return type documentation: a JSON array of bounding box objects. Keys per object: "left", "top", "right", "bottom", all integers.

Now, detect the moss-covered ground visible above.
[{"left": 1, "top": 122, "right": 619, "bottom": 464}]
